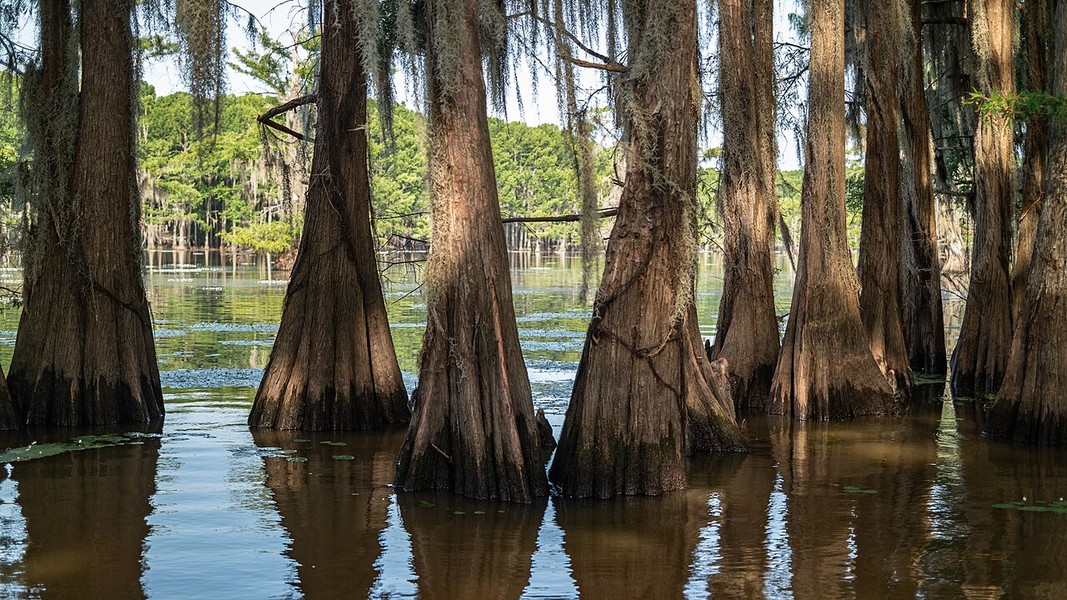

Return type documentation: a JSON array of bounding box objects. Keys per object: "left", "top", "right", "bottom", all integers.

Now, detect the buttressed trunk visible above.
[
  {"left": 857, "top": 0, "right": 913, "bottom": 394},
  {"left": 395, "top": 0, "right": 553, "bottom": 503},
  {"left": 9, "top": 0, "right": 163, "bottom": 426},
  {"left": 768, "top": 0, "right": 896, "bottom": 420},
  {"left": 950, "top": 0, "right": 1015, "bottom": 396},
  {"left": 985, "top": 1, "right": 1067, "bottom": 445},
  {"left": 248, "top": 0, "right": 409, "bottom": 431},
  {"left": 899, "top": 0, "right": 947, "bottom": 375},
  {"left": 710, "top": 0, "right": 781, "bottom": 411},
  {"left": 549, "top": 0, "right": 744, "bottom": 500}
]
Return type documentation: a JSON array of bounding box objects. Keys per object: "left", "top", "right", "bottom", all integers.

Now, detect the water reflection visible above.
[
  {"left": 554, "top": 483, "right": 716, "bottom": 598},
  {"left": 4, "top": 434, "right": 160, "bottom": 597},
  {"left": 399, "top": 493, "right": 545, "bottom": 599},
  {"left": 252, "top": 428, "right": 402, "bottom": 598}
]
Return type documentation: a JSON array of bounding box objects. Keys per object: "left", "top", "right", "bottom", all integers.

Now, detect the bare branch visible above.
[{"left": 257, "top": 94, "right": 316, "bottom": 140}]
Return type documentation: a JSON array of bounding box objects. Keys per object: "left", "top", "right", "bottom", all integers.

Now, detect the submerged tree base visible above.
[{"left": 8, "top": 368, "right": 162, "bottom": 428}]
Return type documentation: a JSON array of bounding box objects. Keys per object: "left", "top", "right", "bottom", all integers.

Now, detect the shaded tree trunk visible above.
[
  {"left": 9, "top": 0, "right": 163, "bottom": 426},
  {"left": 395, "top": 0, "right": 553, "bottom": 503},
  {"left": 949, "top": 0, "right": 1016, "bottom": 396},
  {"left": 710, "top": 0, "right": 781, "bottom": 411},
  {"left": 248, "top": 0, "right": 409, "bottom": 431},
  {"left": 899, "top": 0, "right": 948, "bottom": 375},
  {"left": 857, "top": 0, "right": 912, "bottom": 394},
  {"left": 769, "top": 0, "right": 895, "bottom": 420},
  {"left": 549, "top": 0, "right": 743, "bottom": 500},
  {"left": 985, "top": 2, "right": 1067, "bottom": 444},
  {"left": 1012, "top": 0, "right": 1052, "bottom": 325}
]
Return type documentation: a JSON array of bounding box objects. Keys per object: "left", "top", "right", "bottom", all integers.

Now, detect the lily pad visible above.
[
  {"left": 453, "top": 511, "right": 467, "bottom": 516},
  {"left": 293, "top": 438, "right": 311, "bottom": 443},
  {"left": 418, "top": 500, "right": 435, "bottom": 508},
  {"left": 286, "top": 456, "right": 309, "bottom": 463},
  {"left": 320, "top": 441, "right": 347, "bottom": 447},
  {"left": 842, "top": 485, "right": 878, "bottom": 495},
  {"left": 332, "top": 455, "right": 355, "bottom": 461},
  {"left": 993, "top": 500, "right": 1067, "bottom": 513}
]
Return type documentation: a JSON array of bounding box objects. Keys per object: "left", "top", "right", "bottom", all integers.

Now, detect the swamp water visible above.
[{"left": 0, "top": 254, "right": 1064, "bottom": 599}]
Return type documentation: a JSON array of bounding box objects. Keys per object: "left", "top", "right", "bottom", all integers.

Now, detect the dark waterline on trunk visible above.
[{"left": 0, "top": 256, "right": 1060, "bottom": 598}]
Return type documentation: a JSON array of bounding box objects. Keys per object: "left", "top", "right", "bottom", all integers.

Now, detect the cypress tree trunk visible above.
[
  {"left": 985, "top": 2, "right": 1067, "bottom": 445},
  {"left": 857, "top": 0, "right": 912, "bottom": 394},
  {"left": 950, "top": 0, "right": 1015, "bottom": 396},
  {"left": 9, "top": 0, "right": 163, "bottom": 426},
  {"left": 394, "top": 0, "right": 553, "bottom": 503},
  {"left": 768, "top": 0, "right": 896, "bottom": 420},
  {"left": 248, "top": 0, "right": 409, "bottom": 431},
  {"left": 710, "top": 0, "right": 780, "bottom": 411},
  {"left": 549, "top": 0, "right": 744, "bottom": 500},
  {"left": 1012, "top": 0, "right": 1052, "bottom": 325},
  {"left": 899, "top": 0, "right": 947, "bottom": 375}
]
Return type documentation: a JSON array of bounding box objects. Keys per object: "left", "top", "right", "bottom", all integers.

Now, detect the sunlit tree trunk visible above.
[
  {"left": 710, "top": 0, "right": 780, "bottom": 411},
  {"left": 769, "top": 0, "right": 895, "bottom": 420},
  {"left": 1012, "top": 0, "right": 1052, "bottom": 325},
  {"left": 950, "top": 0, "right": 1015, "bottom": 396},
  {"left": 899, "top": 0, "right": 947, "bottom": 375},
  {"left": 395, "top": 0, "right": 554, "bottom": 503},
  {"left": 549, "top": 0, "right": 743, "bottom": 499},
  {"left": 985, "top": 2, "right": 1067, "bottom": 444},
  {"left": 9, "top": 0, "right": 164, "bottom": 426},
  {"left": 248, "top": 0, "right": 409, "bottom": 431},
  {"left": 857, "top": 0, "right": 913, "bottom": 394}
]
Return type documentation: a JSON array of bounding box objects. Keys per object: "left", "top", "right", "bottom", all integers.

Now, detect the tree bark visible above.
[
  {"left": 9, "top": 0, "right": 163, "bottom": 426},
  {"left": 768, "top": 0, "right": 896, "bottom": 420},
  {"left": 985, "top": 2, "right": 1067, "bottom": 445},
  {"left": 394, "top": 0, "right": 553, "bottom": 503},
  {"left": 549, "top": 0, "right": 744, "bottom": 500},
  {"left": 710, "top": 0, "right": 781, "bottom": 411},
  {"left": 899, "top": 0, "right": 948, "bottom": 375},
  {"left": 1012, "top": 0, "right": 1052, "bottom": 325},
  {"left": 858, "top": 0, "right": 913, "bottom": 394},
  {"left": 949, "top": 0, "right": 1015, "bottom": 396},
  {"left": 248, "top": 0, "right": 409, "bottom": 431}
]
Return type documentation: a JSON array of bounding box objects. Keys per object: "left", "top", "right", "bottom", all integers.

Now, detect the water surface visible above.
[{"left": 0, "top": 253, "right": 1063, "bottom": 599}]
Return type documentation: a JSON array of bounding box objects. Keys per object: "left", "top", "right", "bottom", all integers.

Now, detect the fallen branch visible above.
[{"left": 501, "top": 207, "right": 619, "bottom": 224}]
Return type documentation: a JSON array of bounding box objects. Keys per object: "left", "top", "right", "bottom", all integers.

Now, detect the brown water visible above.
[{"left": 0, "top": 253, "right": 1064, "bottom": 599}]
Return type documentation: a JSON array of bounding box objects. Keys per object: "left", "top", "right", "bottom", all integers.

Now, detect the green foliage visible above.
[
  {"left": 220, "top": 220, "right": 300, "bottom": 255},
  {"left": 965, "top": 90, "right": 1067, "bottom": 121}
]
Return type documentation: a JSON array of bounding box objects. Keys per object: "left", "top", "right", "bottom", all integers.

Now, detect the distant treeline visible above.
[{"left": 0, "top": 84, "right": 895, "bottom": 265}]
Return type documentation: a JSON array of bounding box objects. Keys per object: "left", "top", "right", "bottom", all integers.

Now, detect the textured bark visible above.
[
  {"left": 949, "top": 0, "right": 1015, "bottom": 396},
  {"left": 248, "top": 0, "right": 409, "bottom": 431},
  {"left": 769, "top": 0, "right": 895, "bottom": 420},
  {"left": 985, "top": 3, "right": 1067, "bottom": 444},
  {"left": 0, "top": 376, "right": 13, "bottom": 430},
  {"left": 857, "top": 0, "right": 912, "bottom": 395},
  {"left": 1012, "top": 0, "right": 1052, "bottom": 325},
  {"left": 9, "top": 0, "right": 163, "bottom": 427},
  {"left": 394, "top": 0, "right": 552, "bottom": 503},
  {"left": 899, "top": 0, "right": 947, "bottom": 375},
  {"left": 549, "top": 0, "right": 743, "bottom": 500},
  {"left": 710, "top": 0, "right": 780, "bottom": 411}
]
